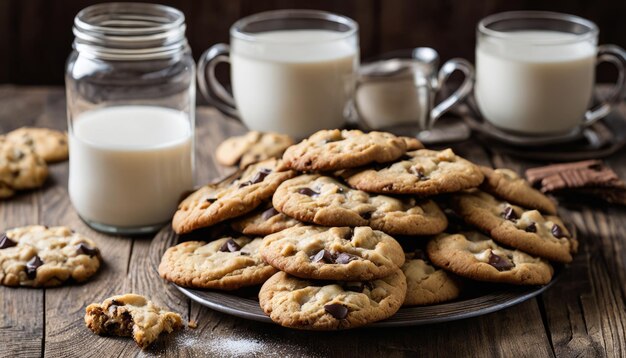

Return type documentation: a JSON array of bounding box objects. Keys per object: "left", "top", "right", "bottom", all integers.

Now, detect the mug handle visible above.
[
  {"left": 583, "top": 44, "right": 626, "bottom": 127},
  {"left": 197, "top": 44, "right": 239, "bottom": 118},
  {"left": 428, "top": 58, "right": 475, "bottom": 129}
]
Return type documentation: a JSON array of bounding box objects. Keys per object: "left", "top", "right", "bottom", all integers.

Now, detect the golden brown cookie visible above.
[
  {"left": 0, "top": 225, "right": 101, "bottom": 287},
  {"left": 451, "top": 190, "right": 577, "bottom": 263},
  {"left": 259, "top": 270, "right": 406, "bottom": 330},
  {"left": 427, "top": 232, "right": 554, "bottom": 285},
  {"left": 172, "top": 159, "right": 296, "bottom": 234},
  {"left": 85, "top": 293, "right": 183, "bottom": 349},
  {"left": 0, "top": 137, "right": 48, "bottom": 191},
  {"left": 480, "top": 166, "right": 557, "bottom": 214},
  {"left": 401, "top": 249, "right": 461, "bottom": 306},
  {"left": 273, "top": 174, "right": 447, "bottom": 235},
  {"left": 216, "top": 131, "right": 294, "bottom": 168},
  {"left": 342, "top": 149, "right": 484, "bottom": 195},
  {"left": 158, "top": 237, "right": 277, "bottom": 290},
  {"left": 6, "top": 127, "right": 68, "bottom": 162},
  {"left": 282, "top": 129, "right": 407, "bottom": 172},
  {"left": 260, "top": 226, "right": 405, "bottom": 281},
  {"left": 230, "top": 202, "right": 303, "bottom": 236}
]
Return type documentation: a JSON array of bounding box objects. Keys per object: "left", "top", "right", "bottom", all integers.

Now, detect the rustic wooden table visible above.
[{"left": 1, "top": 85, "right": 625, "bottom": 358}]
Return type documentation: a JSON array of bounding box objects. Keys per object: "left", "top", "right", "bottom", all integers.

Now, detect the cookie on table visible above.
[
  {"left": 85, "top": 293, "right": 183, "bottom": 349},
  {"left": 282, "top": 129, "right": 407, "bottom": 172},
  {"left": 172, "top": 158, "right": 296, "bottom": 234},
  {"left": 0, "top": 137, "right": 48, "bottom": 192},
  {"left": 0, "top": 225, "right": 101, "bottom": 287},
  {"left": 230, "top": 202, "right": 302, "bottom": 236},
  {"left": 401, "top": 249, "right": 461, "bottom": 306},
  {"left": 260, "top": 226, "right": 404, "bottom": 281},
  {"left": 427, "top": 232, "right": 554, "bottom": 285},
  {"left": 216, "top": 131, "right": 294, "bottom": 168},
  {"left": 5, "top": 127, "right": 69, "bottom": 162},
  {"left": 158, "top": 237, "right": 277, "bottom": 290},
  {"left": 451, "top": 190, "right": 577, "bottom": 263},
  {"left": 341, "top": 149, "right": 484, "bottom": 196},
  {"left": 259, "top": 270, "right": 406, "bottom": 330},
  {"left": 273, "top": 174, "right": 447, "bottom": 235},
  {"left": 480, "top": 166, "right": 557, "bottom": 215}
]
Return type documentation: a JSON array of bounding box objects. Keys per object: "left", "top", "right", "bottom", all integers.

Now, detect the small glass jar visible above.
[{"left": 66, "top": 3, "right": 195, "bottom": 235}]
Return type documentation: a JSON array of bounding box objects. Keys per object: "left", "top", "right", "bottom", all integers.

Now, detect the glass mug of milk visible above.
[
  {"left": 198, "top": 10, "right": 359, "bottom": 138},
  {"left": 66, "top": 3, "right": 195, "bottom": 235},
  {"left": 475, "top": 11, "right": 626, "bottom": 135}
]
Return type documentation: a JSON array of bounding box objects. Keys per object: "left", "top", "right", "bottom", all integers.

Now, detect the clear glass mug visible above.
[
  {"left": 475, "top": 11, "right": 626, "bottom": 135},
  {"left": 197, "top": 10, "right": 359, "bottom": 139}
]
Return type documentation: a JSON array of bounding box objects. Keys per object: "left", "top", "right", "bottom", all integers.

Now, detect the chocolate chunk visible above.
[
  {"left": 0, "top": 234, "right": 17, "bottom": 249},
  {"left": 525, "top": 222, "right": 537, "bottom": 233},
  {"left": 343, "top": 282, "right": 364, "bottom": 293},
  {"left": 26, "top": 255, "right": 43, "bottom": 279},
  {"left": 410, "top": 166, "right": 427, "bottom": 180},
  {"left": 205, "top": 197, "right": 217, "bottom": 203},
  {"left": 359, "top": 211, "right": 373, "bottom": 220},
  {"left": 502, "top": 206, "right": 518, "bottom": 221},
  {"left": 76, "top": 243, "right": 100, "bottom": 257},
  {"left": 310, "top": 249, "right": 333, "bottom": 263},
  {"left": 239, "top": 168, "right": 272, "bottom": 188},
  {"left": 297, "top": 188, "right": 319, "bottom": 197},
  {"left": 343, "top": 228, "right": 354, "bottom": 241},
  {"left": 335, "top": 252, "right": 359, "bottom": 264},
  {"left": 261, "top": 207, "right": 279, "bottom": 220},
  {"left": 324, "top": 303, "right": 348, "bottom": 319},
  {"left": 336, "top": 186, "right": 344, "bottom": 194},
  {"left": 219, "top": 239, "right": 241, "bottom": 252},
  {"left": 551, "top": 224, "right": 568, "bottom": 238},
  {"left": 488, "top": 252, "right": 514, "bottom": 271}
]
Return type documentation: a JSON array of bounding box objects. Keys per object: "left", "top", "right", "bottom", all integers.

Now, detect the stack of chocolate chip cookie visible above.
[{"left": 160, "top": 129, "right": 577, "bottom": 330}]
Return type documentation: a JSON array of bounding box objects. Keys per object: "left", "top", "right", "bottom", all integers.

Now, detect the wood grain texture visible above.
[{"left": 0, "top": 85, "right": 625, "bottom": 358}]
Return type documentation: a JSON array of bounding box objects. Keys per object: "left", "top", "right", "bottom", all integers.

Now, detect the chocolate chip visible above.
[
  {"left": 488, "top": 252, "right": 514, "bottom": 271},
  {"left": 324, "top": 303, "right": 348, "bottom": 319},
  {"left": 336, "top": 186, "right": 344, "bottom": 193},
  {"left": 219, "top": 239, "right": 241, "bottom": 252},
  {"left": 205, "top": 197, "right": 217, "bottom": 203},
  {"left": 261, "top": 207, "right": 279, "bottom": 220},
  {"left": 310, "top": 249, "right": 333, "bottom": 263},
  {"left": 502, "top": 206, "right": 518, "bottom": 221},
  {"left": 410, "top": 166, "right": 427, "bottom": 180},
  {"left": 111, "top": 299, "right": 122, "bottom": 306},
  {"left": 76, "top": 243, "right": 99, "bottom": 257},
  {"left": 343, "top": 282, "right": 364, "bottom": 293},
  {"left": 525, "top": 222, "right": 537, "bottom": 233},
  {"left": 239, "top": 168, "right": 272, "bottom": 188},
  {"left": 335, "top": 253, "right": 359, "bottom": 264},
  {"left": 297, "top": 188, "right": 319, "bottom": 197},
  {"left": 0, "top": 235, "right": 17, "bottom": 249},
  {"left": 343, "top": 228, "right": 354, "bottom": 241},
  {"left": 359, "top": 211, "right": 373, "bottom": 220},
  {"left": 26, "top": 255, "right": 43, "bottom": 279},
  {"left": 551, "top": 224, "right": 568, "bottom": 238}
]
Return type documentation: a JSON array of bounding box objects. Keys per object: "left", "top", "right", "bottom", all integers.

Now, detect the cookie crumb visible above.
[{"left": 188, "top": 320, "right": 198, "bottom": 329}]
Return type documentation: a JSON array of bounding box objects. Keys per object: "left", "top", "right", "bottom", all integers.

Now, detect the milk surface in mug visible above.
[
  {"left": 476, "top": 30, "right": 596, "bottom": 134},
  {"left": 231, "top": 30, "right": 357, "bottom": 138},
  {"left": 69, "top": 106, "right": 193, "bottom": 228}
]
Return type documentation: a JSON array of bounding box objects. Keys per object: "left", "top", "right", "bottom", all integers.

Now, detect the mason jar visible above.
[{"left": 65, "top": 3, "right": 195, "bottom": 235}]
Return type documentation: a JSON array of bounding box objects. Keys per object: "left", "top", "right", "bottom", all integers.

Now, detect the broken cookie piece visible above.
[{"left": 85, "top": 293, "right": 183, "bottom": 349}]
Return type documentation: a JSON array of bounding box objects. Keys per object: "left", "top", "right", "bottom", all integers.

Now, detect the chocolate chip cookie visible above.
[
  {"left": 401, "top": 249, "right": 461, "bottom": 306},
  {"left": 5, "top": 127, "right": 69, "bottom": 163},
  {"left": 480, "top": 166, "right": 557, "bottom": 214},
  {"left": 230, "top": 202, "right": 303, "bottom": 236},
  {"left": 216, "top": 131, "right": 294, "bottom": 168},
  {"left": 158, "top": 237, "right": 277, "bottom": 290},
  {"left": 258, "top": 269, "right": 406, "bottom": 330},
  {"left": 282, "top": 129, "right": 407, "bottom": 172},
  {"left": 427, "top": 232, "right": 554, "bottom": 285},
  {"left": 451, "top": 190, "right": 577, "bottom": 263},
  {"left": 0, "top": 137, "right": 48, "bottom": 192},
  {"left": 273, "top": 174, "right": 447, "bottom": 235},
  {"left": 342, "top": 149, "right": 484, "bottom": 195},
  {"left": 0, "top": 225, "right": 101, "bottom": 287},
  {"left": 172, "top": 159, "right": 296, "bottom": 234},
  {"left": 85, "top": 293, "right": 183, "bottom": 349},
  {"left": 260, "top": 226, "right": 405, "bottom": 281}
]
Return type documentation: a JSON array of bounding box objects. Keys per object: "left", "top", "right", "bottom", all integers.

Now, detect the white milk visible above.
[
  {"left": 476, "top": 30, "right": 596, "bottom": 134},
  {"left": 69, "top": 106, "right": 194, "bottom": 228},
  {"left": 231, "top": 30, "right": 358, "bottom": 138}
]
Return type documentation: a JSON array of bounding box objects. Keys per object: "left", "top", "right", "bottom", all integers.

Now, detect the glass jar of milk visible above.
[{"left": 66, "top": 3, "right": 195, "bottom": 235}]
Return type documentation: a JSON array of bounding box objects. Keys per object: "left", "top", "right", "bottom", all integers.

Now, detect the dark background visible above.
[{"left": 1, "top": 0, "right": 625, "bottom": 85}]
